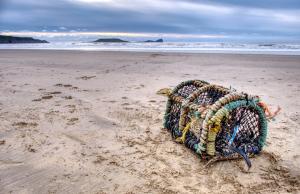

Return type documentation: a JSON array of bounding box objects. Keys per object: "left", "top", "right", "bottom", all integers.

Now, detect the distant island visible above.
[
  {"left": 92, "top": 38, "right": 164, "bottom": 43},
  {"left": 258, "top": 44, "right": 275, "bottom": 47},
  {"left": 0, "top": 35, "right": 48, "bottom": 44},
  {"left": 144, "top": 39, "right": 163, "bottom": 43},
  {"left": 93, "top": 38, "right": 128, "bottom": 43}
]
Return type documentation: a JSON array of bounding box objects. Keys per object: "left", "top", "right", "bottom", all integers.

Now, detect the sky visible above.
[{"left": 0, "top": 0, "right": 300, "bottom": 42}]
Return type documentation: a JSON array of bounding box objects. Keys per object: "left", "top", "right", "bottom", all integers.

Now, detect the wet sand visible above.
[{"left": 0, "top": 50, "right": 300, "bottom": 193}]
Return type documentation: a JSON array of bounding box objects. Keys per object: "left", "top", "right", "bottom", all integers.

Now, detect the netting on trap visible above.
[
  {"left": 162, "top": 80, "right": 268, "bottom": 168},
  {"left": 163, "top": 80, "right": 209, "bottom": 138}
]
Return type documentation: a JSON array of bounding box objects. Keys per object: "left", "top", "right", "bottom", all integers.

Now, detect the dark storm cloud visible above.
[
  {"left": 0, "top": 0, "right": 186, "bottom": 32},
  {"left": 0, "top": 0, "right": 300, "bottom": 40},
  {"left": 198, "top": 0, "right": 300, "bottom": 9}
]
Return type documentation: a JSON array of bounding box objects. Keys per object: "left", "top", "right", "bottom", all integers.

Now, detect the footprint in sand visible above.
[
  {"left": 55, "top": 83, "right": 79, "bottom": 90},
  {"left": 12, "top": 121, "right": 38, "bottom": 128},
  {"left": 66, "top": 104, "right": 76, "bottom": 113},
  {"left": 123, "top": 107, "right": 134, "bottom": 110},
  {"left": 66, "top": 117, "right": 79, "bottom": 125},
  {"left": 64, "top": 96, "right": 73, "bottom": 100},
  {"left": 48, "top": 91, "right": 62, "bottom": 95},
  {"left": 26, "top": 144, "right": 37, "bottom": 153},
  {"left": 62, "top": 132, "right": 85, "bottom": 145},
  {"left": 55, "top": 83, "right": 72, "bottom": 87},
  {"left": 293, "top": 155, "right": 300, "bottom": 159},
  {"left": 32, "top": 98, "right": 42, "bottom": 102},
  {"left": 41, "top": 95, "right": 53, "bottom": 100},
  {"left": 77, "top": 75, "right": 96, "bottom": 80},
  {"left": 93, "top": 155, "right": 107, "bottom": 164}
]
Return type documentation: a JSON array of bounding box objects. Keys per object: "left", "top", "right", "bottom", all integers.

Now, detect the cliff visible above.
[
  {"left": 93, "top": 38, "right": 128, "bottom": 43},
  {"left": 0, "top": 35, "right": 48, "bottom": 44}
]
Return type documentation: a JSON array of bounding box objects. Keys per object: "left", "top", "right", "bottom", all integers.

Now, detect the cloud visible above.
[
  {"left": 70, "top": 0, "right": 235, "bottom": 15},
  {"left": 59, "top": 26, "right": 67, "bottom": 30},
  {"left": 0, "top": 0, "right": 299, "bottom": 41},
  {"left": 199, "top": 0, "right": 300, "bottom": 9},
  {"left": 1, "top": 31, "right": 227, "bottom": 39}
]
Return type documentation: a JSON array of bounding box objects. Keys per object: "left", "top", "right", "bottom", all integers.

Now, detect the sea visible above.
[{"left": 1, "top": 42, "right": 300, "bottom": 55}]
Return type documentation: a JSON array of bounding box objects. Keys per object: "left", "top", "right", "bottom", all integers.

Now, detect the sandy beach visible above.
[{"left": 0, "top": 50, "right": 299, "bottom": 193}]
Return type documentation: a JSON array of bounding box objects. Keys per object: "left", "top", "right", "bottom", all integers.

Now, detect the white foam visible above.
[{"left": 0, "top": 42, "right": 300, "bottom": 55}]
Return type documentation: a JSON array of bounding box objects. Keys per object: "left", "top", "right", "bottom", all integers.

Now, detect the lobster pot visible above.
[{"left": 163, "top": 80, "right": 268, "bottom": 166}]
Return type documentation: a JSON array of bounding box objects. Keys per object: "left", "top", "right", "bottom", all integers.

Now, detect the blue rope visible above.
[{"left": 229, "top": 125, "right": 239, "bottom": 145}]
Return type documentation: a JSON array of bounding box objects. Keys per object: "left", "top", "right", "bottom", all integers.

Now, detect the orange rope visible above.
[{"left": 258, "top": 102, "right": 281, "bottom": 119}]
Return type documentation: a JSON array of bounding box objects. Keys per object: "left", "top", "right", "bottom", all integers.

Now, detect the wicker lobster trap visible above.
[{"left": 158, "top": 80, "right": 278, "bottom": 168}]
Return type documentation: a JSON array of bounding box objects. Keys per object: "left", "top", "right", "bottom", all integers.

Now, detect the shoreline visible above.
[
  {"left": 0, "top": 41, "right": 300, "bottom": 56},
  {"left": 1, "top": 48, "right": 300, "bottom": 56}
]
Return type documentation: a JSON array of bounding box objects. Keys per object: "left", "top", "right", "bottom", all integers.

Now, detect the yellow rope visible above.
[
  {"left": 207, "top": 129, "right": 217, "bottom": 156},
  {"left": 156, "top": 88, "right": 172, "bottom": 97},
  {"left": 176, "top": 122, "right": 191, "bottom": 143}
]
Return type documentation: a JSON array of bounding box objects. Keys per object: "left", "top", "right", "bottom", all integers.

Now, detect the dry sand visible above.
[{"left": 0, "top": 50, "right": 300, "bottom": 193}]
